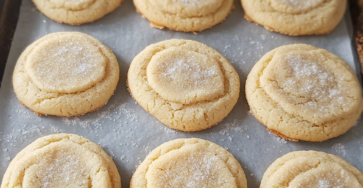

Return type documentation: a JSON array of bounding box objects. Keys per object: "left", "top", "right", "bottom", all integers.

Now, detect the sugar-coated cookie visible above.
[
  {"left": 241, "top": 0, "right": 347, "bottom": 35},
  {"left": 128, "top": 39, "right": 240, "bottom": 132},
  {"left": 33, "top": 0, "right": 123, "bottom": 25},
  {"left": 13, "top": 32, "right": 120, "bottom": 117},
  {"left": 131, "top": 138, "right": 247, "bottom": 188},
  {"left": 245, "top": 44, "right": 363, "bottom": 142},
  {"left": 261, "top": 151, "right": 363, "bottom": 188},
  {"left": 133, "top": 0, "right": 234, "bottom": 32},
  {"left": 1, "top": 134, "right": 121, "bottom": 188}
]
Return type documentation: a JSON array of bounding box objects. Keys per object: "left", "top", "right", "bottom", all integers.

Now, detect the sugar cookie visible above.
[
  {"left": 1, "top": 134, "right": 121, "bottom": 188},
  {"left": 261, "top": 151, "right": 363, "bottom": 188},
  {"left": 13, "top": 32, "right": 120, "bottom": 117},
  {"left": 33, "top": 0, "right": 123, "bottom": 25},
  {"left": 245, "top": 44, "right": 363, "bottom": 142},
  {"left": 241, "top": 0, "right": 347, "bottom": 35},
  {"left": 133, "top": 0, "right": 234, "bottom": 32},
  {"left": 128, "top": 39, "right": 240, "bottom": 132},
  {"left": 130, "top": 138, "right": 247, "bottom": 188}
]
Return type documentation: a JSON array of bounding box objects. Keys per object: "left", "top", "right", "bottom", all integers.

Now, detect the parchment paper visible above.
[{"left": 0, "top": 1, "right": 362, "bottom": 187}]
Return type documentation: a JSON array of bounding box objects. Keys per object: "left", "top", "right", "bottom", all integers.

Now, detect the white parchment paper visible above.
[{"left": 0, "top": 1, "right": 362, "bottom": 187}]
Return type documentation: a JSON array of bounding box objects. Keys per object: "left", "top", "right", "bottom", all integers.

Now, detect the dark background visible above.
[
  {"left": 0, "top": 0, "right": 21, "bottom": 88},
  {"left": 0, "top": 0, "right": 361, "bottom": 88}
]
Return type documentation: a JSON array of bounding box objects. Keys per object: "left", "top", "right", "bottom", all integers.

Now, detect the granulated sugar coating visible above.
[
  {"left": 246, "top": 44, "right": 363, "bottom": 142},
  {"left": 26, "top": 35, "right": 106, "bottom": 93},
  {"left": 147, "top": 48, "right": 224, "bottom": 104},
  {"left": 12, "top": 32, "right": 120, "bottom": 117},
  {"left": 260, "top": 151, "right": 363, "bottom": 188},
  {"left": 262, "top": 51, "right": 359, "bottom": 124},
  {"left": 242, "top": 0, "right": 345, "bottom": 35},
  {"left": 318, "top": 180, "right": 331, "bottom": 188},
  {"left": 130, "top": 138, "right": 247, "bottom": 188},
  {"left": 134, "top": 0, "right": 233, "bottom": 32},
  {"left": 278, "top": 0, "right": 322, "bottom": 10},
  {"left": 32, "top": 0, "right": 123, "bottom": 25},
  {"left": 147, "top": 152, "right": 232, "bottom": 188},
  {"left": 54, "top": 0, "right": 95, "bottom": 10},
  {"left": 128, "top": 39, "right": 240, "bottom": 132},
  {"left": 0, "top": 134, "right": 121, "bottom": 188},
  {"left": 172, "top": 0, "right": 202, "bottom": 6},
  {"left": 26, "top": 150, "right": 88, "bottom": 187}
]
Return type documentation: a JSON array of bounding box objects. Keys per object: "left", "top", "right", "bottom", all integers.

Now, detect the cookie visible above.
[
  {"left": 130, "top": 138, "right": 247, "bottom": 188},
  {"left": 245, "top": 44, "right": 363, "bottom": 142},
  {"left": 261, "top": 151, "right": 363, "bottom": 187},
  {"left": 241, "top": 0, "right": 347, "bottom": 35},
  {"left": 13, "top": 32, "right": 120, "bottom": 117},
  {"left": 127, "top": 39, "right": 240, "bottom": 132},
  {"left": 1, "top": 133, "right": 121, "bottom": 188},
  {"left": 32, "top": 0, "right": 123, "bottom": 25},
  {"left": 133, "top": 0, "right": 234, "bottom": 32}
]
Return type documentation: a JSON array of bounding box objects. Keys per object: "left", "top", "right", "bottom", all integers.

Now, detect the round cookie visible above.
[
  {"left": 130, "top": 138, "right": 247, "bottom": 188},
  {"left": 33, "top": 0, "right": 123, "bottom": 25},
  {"left": 133, "top": 0, "right": 234, "bottom": 32},
  {"left": 127, "top": 39, "right": 240, "bottom": 132},
  {"left": 261, "top": 151, "right": 363, "bottom": 188},
  {"left": 245, "top": 44, "right": 363, "bottom": 142},
  {"left": 1, "top": 133, "right": 121, "bottom": 188},
  {"left": 241, "top": 0, "right": 347, "bottom": 35},
  {"left": 13, "top": 32, "right": 120, "bottom": 117}
]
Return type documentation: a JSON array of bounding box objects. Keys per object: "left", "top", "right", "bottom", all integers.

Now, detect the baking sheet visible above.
[{"left": 1, "top": 0, "right": 362, "bottom": 187}]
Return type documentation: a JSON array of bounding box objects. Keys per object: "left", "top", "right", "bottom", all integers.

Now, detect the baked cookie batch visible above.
[{"left": 3, "top": 0, "right": 363, "bottom": 187}]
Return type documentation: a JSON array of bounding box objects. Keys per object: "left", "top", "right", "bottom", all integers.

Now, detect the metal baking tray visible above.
[{"left": 0, "top": 1, "right": 362, "bottom": 187}]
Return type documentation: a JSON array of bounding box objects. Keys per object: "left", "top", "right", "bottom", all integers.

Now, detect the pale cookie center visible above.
[
  {"left": 260, "top": 51, "right": 359, "bottom": 125},
  {"left": 150, "top": 0, "right": 224, "bottom": 17},
  {"left": 49, "top": 0, "right": 95, "bottom": 11},
  {"left": 288, "top": 163, "right": 361, "bottom": 188},
  {"left": 26, "top": 35, "right": 106, "bottom": 93},
  {"left": 146, "top": 148, "right": 237, "bottom": 188},
  {"left": 271, "top": 0, "right": 324, "bottom": 14},
  {"left": 22, "top": 151, "right": 89, "bottom": 188},
  {"left": 147, "top": 48, "right": 224, "bottom": 104}
]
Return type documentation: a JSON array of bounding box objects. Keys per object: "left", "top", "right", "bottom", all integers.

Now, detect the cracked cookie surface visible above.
[
  {"left": 245, "top": 44, "right": 363, "bottom": 142},
  {"left": 133, "top": 0, "right": 233, "bottom": 32},
  {"left": 261, "top": 151, "right": 363, "bottom": 188},
  {"left": 32, "top": 0, "right": 123, "bottom": 25},
  {"left": 241, "top": 0, "right": 347, "bottom": 35},
  {"left": 13, "top": 32, "right": 120, "bottom": 117},
  {"left": 1, "top": 133, "right": 121, "bottom": 188},
  {"left": 127, "top": 39, "right": 240, "bottom": 132},
  {"left": 130, "top": 138, "right": 247, "bottom": 188}
]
